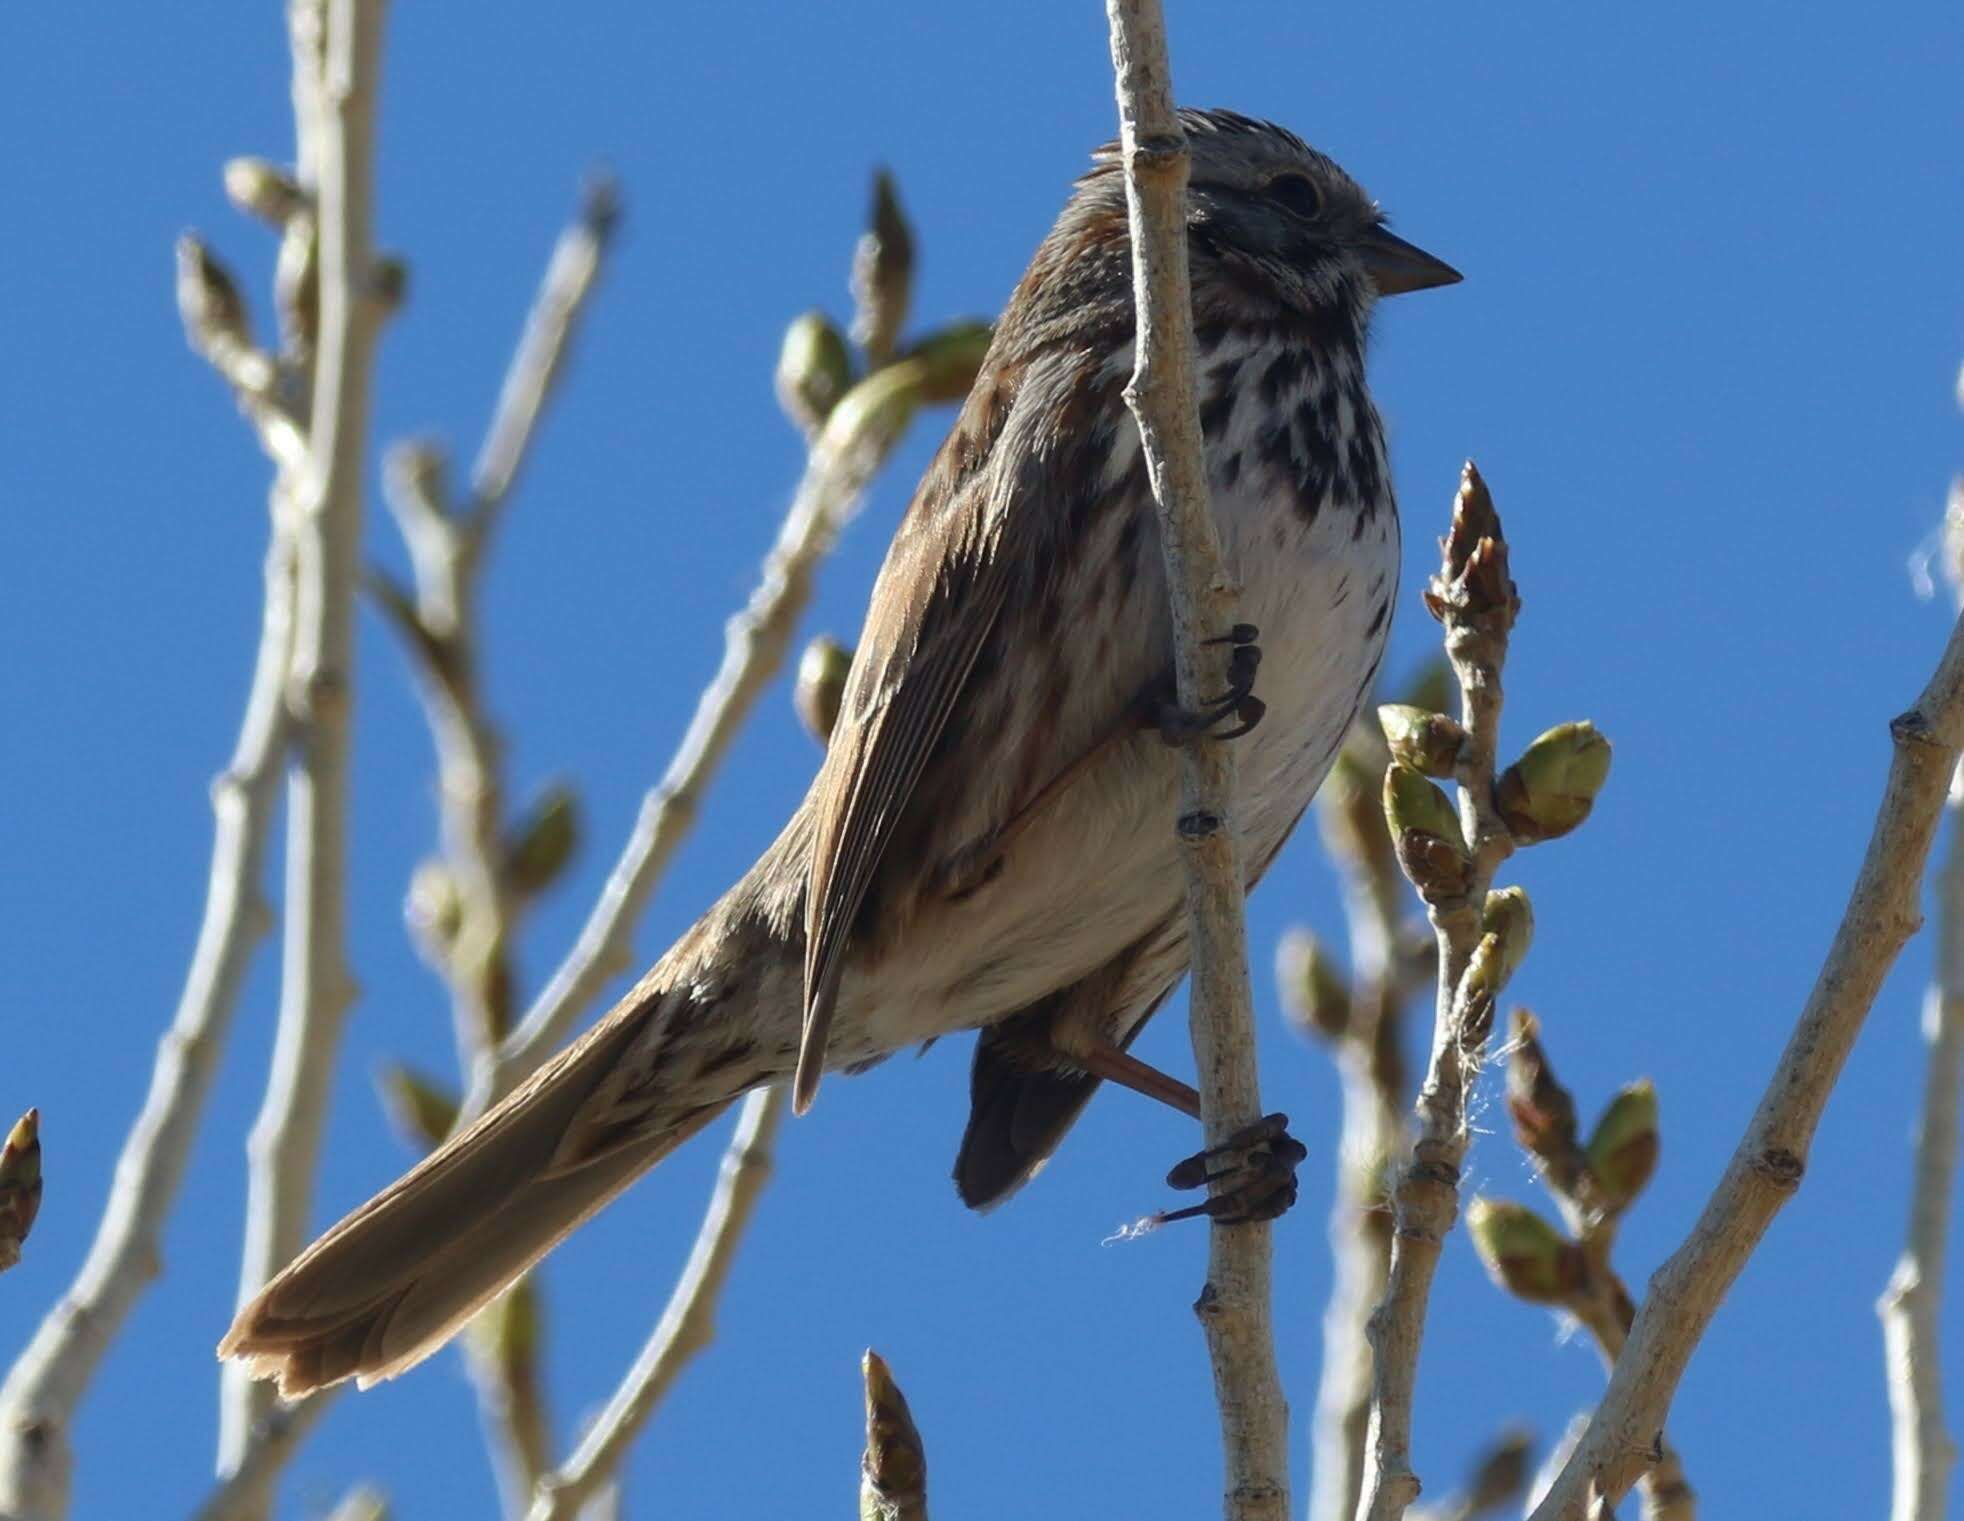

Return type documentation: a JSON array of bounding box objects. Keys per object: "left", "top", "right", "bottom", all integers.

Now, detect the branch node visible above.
[{"left": 1751, "top": 1146, "right": 1805, "bottom": 1191}]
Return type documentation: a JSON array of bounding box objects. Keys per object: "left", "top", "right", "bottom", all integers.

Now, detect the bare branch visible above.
[
  {"left": 1880, "top": 953, "right": 1964, "bottom": 1521},
  {"left": 361, "top": 180, "right": 616, "bottom": 1513},
  {"left": 0, "top": 449, "right": 299, "bottom": 1521},
  {"left": 1104, "top": 7, "right": 1285, "bottom": 1518},
  {"left": 1528, "top": 602, "right": 1964, "bottom": 1519},
  {"left": 1877, "top": 473, "right": 1964, "bottom": 1521},
  {"left": 187, "top": 1395, "right": 335, "bottom": 1521},
  {"left": 466, "top": 177, "right": 620, "bottom": 533},
  {"left": 1362, "top": 465, "right": 1522, "bottom": 1521},
  {"left": 473, "top": 339, "right": 984, "bottom": 1119},
  {"left": 222, "top": 0, "right": 386, "bottom": 1507},
  {"left": 1483, "top": 1016, "right": 1689, "bottom": 1520},
  {"left": 525, "top": 1087, "right": 785, "bottom": 1521},
  {"left": 1293, "top": 727, "right": 1420, "bottom": 1521}
]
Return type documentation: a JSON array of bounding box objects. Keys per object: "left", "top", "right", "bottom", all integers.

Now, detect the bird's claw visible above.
[
  {"left": 1156, "top": 1112, "right": 1307, "bottom": 1226},
  {"left": 1152, "top": 624, "right": 1266, "bottom": 744}
]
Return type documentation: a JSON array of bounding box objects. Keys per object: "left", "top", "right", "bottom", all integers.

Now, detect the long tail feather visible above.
[{"left": 219, "top": 1001, "right": 728, "bottom": 1396}]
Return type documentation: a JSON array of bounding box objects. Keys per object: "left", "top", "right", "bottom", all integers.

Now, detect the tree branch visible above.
[
  {"left": 0, "top": 500, "right": 295, "bottom": 1521},
  {"left": 1528, "top": 601, "right": 1964, "bottom": 1519},
  {"left": 524, "top": 1087, "right": 784, "bottom": 1521},
  {"left": 469, "top": 335, "right": 985, "bottom": 1120},
  {"left": 223, "top": 0, "right": 386, "bottom": 1507},
  {"left": 187, "top": 1394, "right": 335, "bottom": 1521},
  {"left": 371, "top": 181, "right": 619, "bottom": 1517},
  {"left": 1289, "top": 728, "right": 1421, "bottom": 1521},
  {"left": 1879, "top": 899, "right": 1964, "bottom": 1521},
  {"left": 1877, "top": 473, "right": 1964, "bottom": 1521},
  {"left": 1362, "top": 465, "right": 1521, "bottom": 1521},
  {"left": 1104, "top": 7, "right": 1286, "bottom": 1518}
]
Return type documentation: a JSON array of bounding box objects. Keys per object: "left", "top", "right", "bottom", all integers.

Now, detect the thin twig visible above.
[
  {"left": 1301, "top": 739, "right": 1415, "bottom": 1521},
  {"left": 1877, "top": 475, "right": 1964, "bottom": 1521},
  {"left": 1104, "top": 8, "right": 1286, "bottom": 1519},
  {"left": 1528, "top": 602, "right": 1964, "bottom": 1519},
  {"left": 188, "top": 1394, "right": 335, "bottom": 1521},
  {"left": 1494, "top": 1016, "right": 1689, "bottom": 1521},
  {"left": 524, "top": 1087, "right": 785, "bottom": 1521},
  {"left": 467, "top": 178, "right": 619, "bottom": 528},
  {"left": 223, "top": 0, "right": 386, "bottom": 1508},
  {"left": 468, "top": 362, "right": 955, "bottom": 1120},
  {"left": 1361, "top": 466, "right": 1520, "bottom": 1521},
  {"left": 372, "top": 183, "right": 619, "bottom": 1516},
  {"left": 0, "top": 504, "right": 296, "bottom": 1521},
  {"left": 1880, "top": 974, "right": 1964, "bottom": 1521}
]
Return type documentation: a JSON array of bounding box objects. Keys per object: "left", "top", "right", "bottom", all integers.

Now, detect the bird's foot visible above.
[
  {"left": 1150, "top": 624, "right": 1266, "bottom": 743},
  {"left": 1155, "top": 1112, "right": 1306, "bottom": 1225}
]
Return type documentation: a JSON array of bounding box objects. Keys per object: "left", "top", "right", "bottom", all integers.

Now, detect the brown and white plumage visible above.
[{"left": 221, "top": 109, "right": 1457, "bottom": 1396}]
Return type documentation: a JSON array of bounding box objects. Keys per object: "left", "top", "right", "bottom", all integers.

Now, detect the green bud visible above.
[
  {"left": 819, "top": 359, "right": 924, "bottom": 465},
  {"left": 1454, "top": 933, "right": 1505, "bottom": 1046},
  {"left": 374, "top": 1063, "right": 458, "bottom": 1152},
  {"left": 1315, "top": 747, "right": 1395, "bottom": 881},
  {"left": 795, "top": 635, "right": 855, "bottom": 746},
  {"left": 406, "top": 859, "right": 464, "bottom": 955},
  {"left": 1505, "top": 1008, "right": 1578, "bottom": 1163},
  {"left": 1585, "top": 1079, "right": 1660, "bottom": 1211},
  {"left": 1466, "top": 1196, "right": 1579, "bottom": 1305},
  {"left": 1382, "top": 762, "right": 1471, "bottom": 903},
  {"left": 0, "top": 1109, "right": 42, "bottom": 1272},
  {"left": 502, "top": 783, "right": 580, "bottom": 899},
  {"left": 850, "top": 169, "right": 915, "bottom": 368},
  {"left": 223, "top": 156, "right": 305, "bottom": 225},
  {"left": 1496, "top": 721, "right": 1613, "bottom": 844},
  {"left": 175, "top": 236, "right": 247, "bottom": 346},
  {"left": 776, "top": 310, "right": 855, "bottom": 434},
  {"left": 1481, "top": 885, "right": 1534, "bottom": 982},
  {"left": 1378, "top": 703, "right": 1463, "bottom": 778},
  {"left": 861, "top": 1349, "right": 929, "bottom": 1521},
  {"left": 1275, "top": 928, "right": 1350, "bottom": 1041},
  {"left": 901, "top": 320, "right": 993, "bottom": 404}
]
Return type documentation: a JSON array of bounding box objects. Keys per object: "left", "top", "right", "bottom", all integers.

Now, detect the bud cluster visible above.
[
  {"left": 1470, "top": 1010, "right": 1664, "bottom": 1311},
  {"left": 773, "top": 169, "right": 992, "bottom": 455}
]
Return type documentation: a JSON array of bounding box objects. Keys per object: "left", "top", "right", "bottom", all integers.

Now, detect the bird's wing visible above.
[{"left": 796, "top": 392, "right": 1020, "bottom": 1112}]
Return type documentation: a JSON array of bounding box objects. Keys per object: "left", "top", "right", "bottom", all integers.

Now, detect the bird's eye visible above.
[{"left": 1268, "top": 173, "right": 1323, "bottom": 218}]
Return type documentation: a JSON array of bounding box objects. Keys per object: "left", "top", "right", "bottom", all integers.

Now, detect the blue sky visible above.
[{"left": 3, "top": 5, "right": 1963, "bottom": 1517}]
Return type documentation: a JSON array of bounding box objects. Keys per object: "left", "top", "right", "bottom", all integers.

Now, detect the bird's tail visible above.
[{"left": 218, "top": 986, "right": 737, "bottom": 1398}]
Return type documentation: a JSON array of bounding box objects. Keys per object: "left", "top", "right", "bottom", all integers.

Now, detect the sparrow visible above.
[{"left": 221, "top": 108, "right": 1458, "bottom": 1396}]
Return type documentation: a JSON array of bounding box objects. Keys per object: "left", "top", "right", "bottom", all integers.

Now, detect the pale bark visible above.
[
  {"left": 524, "top": 1088, "right": 784, "bottom": 1521},
  {"left": 223, "top": 5, "right": 386, "bottom": 1511},
  {"left": 1361, "top": 467, "right": 1519, "bottom": 1521},
  {"left": 1528, "top": 602, "right": 1964, "bottom": 1518},
  {"left": 1876, "top": 476, "right": 1964, "bottom": 1521},
  {"left": 1105, "top": 7, "right": 1288, "bottom": 1518}
]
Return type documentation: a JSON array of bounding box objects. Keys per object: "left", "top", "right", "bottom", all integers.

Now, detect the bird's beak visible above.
[{"left": 1359, "top": 225, "right": 1461, "bottom": 297}]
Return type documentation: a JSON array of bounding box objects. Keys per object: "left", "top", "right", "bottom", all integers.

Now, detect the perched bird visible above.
[{"left": 221, "top": 109, "right": 1458, "bottom": 1396}]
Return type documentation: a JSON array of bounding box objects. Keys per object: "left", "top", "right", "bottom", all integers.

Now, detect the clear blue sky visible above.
[{"left": 3, "top": 6, "right": 1962, "bottom": 1517}]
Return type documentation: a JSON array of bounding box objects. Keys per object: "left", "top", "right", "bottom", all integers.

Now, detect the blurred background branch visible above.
[{"left": 1876, "top": 393, "right": 1964, "bottom": 1521}]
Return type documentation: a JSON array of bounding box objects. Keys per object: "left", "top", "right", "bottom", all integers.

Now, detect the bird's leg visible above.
[
  {"left": 1073, "top": 1035, "right": 1305, "bottom": 1226},
  {"left": 1151, "top": 622, "right": 1266, "bottom": 743},
  {"left": 939, "top": 625, "right": 1266, "bottom": 901}
]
